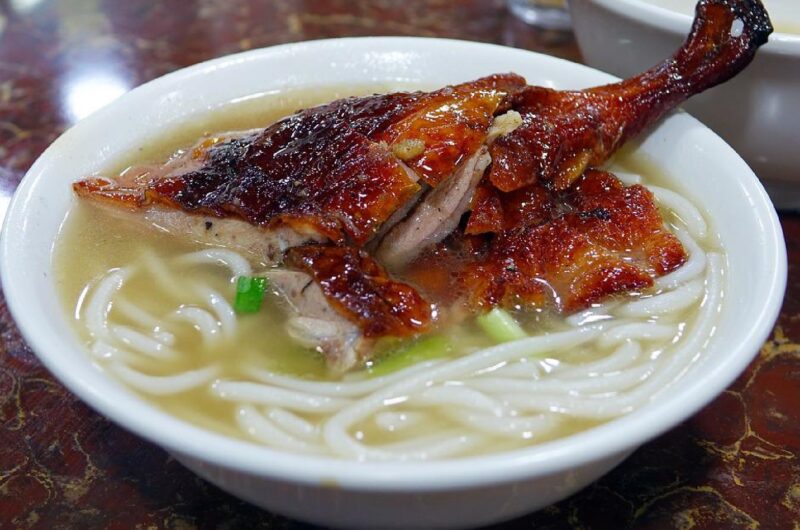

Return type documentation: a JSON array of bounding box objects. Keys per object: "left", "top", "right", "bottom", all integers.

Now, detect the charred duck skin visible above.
[
  {"left": 75, "top": 74, "right": 523, "bottom": 246},
  {"left": 463, "top": 170, "right": 688, "bottom": 312}
]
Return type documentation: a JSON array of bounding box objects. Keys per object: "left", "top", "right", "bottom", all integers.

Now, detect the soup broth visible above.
[{"left": 55, "top": 87, "right": 723, "bottom": 459}]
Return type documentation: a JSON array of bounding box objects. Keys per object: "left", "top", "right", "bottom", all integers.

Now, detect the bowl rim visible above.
[
  {"left": 587, "top": 0, "right": 800, "bottom": 54},
  {"left": 0, "top": 36, "right": 788, "bottom": 491}
]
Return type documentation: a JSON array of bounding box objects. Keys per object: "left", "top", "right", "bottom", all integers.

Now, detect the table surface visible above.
[{"left": 1, "top": 1, "right": 798, "bottom": 528}]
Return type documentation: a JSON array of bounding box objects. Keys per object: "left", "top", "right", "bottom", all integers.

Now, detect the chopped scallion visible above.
[
  {"left": 477, "top": 308, "right": 527, "bottom": 343},
  {"left": 369, "top": 335, "right": 451, "bottom": 377},
  {"left": 234, "top": 276, "right": 267, "bottom": 314}
]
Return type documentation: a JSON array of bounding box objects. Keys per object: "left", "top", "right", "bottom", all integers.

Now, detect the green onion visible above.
[
  {"left": 234, "top": 276, "right": 267, "bottom": 314},
  {"left": 369, "top": 335, "right": 452, "bottom": 377},
  {"left": 476, "top": 307, "right": 527, "bottom": 343}
]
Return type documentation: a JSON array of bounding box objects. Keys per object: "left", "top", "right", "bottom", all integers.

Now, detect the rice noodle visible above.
[
  {"left": 617, "top": 278, "right": 704, "bottom": 317},
  {"left": 84, "top": 269, "right": 128, "bottom": 338},
  {"left": 648, "top": 185, "right": 708, "bottom": 240},
  {"left": 110, "top": 325, "right": 179, "bottom": 361},
  {"left": 498, "top": 254, "right": 723, "bottom": 420},
  {"left": 480, "top": 359, "right": 542, "bottom": 379},
  {"left": 212, "top": 381, "right": 353, "bottom": 413},
  {"left": 114, "top": 298, "right": 163, "bottom": 330},
  {"left": 472, "top": 362, "right": 654, "bottom": 395},
  {"left": 264, "top": 407, "right": 320, "bottom": 442},
  {"left": 341, "top": 429, "right": 486, "bottom": 461},
  {"left": 192, "top": 286, "right": 237, "bottom": 339},
  {"left": 151, "top": 330, "right": 176, "bottom": 346},
  {"left": 596, "top": 323, "right": 678, "bottom": 348},
  {"left": 655, "top": 227, "right": 707, "bottom": 290},
  {"left": 374, "top": 411, "right": 424, "bottom": 432},
  {"left": 412, "top": 385, "right": 503, "bottom": 415},
  {"left": 441, "top": 408, "right": 561, "bottom": 439},
  {"left": 322, "top": 327, "right": 603, "bottom": 458},
  {"left": 176, "top": 249, "right": 253, "bottom": 278},
  {"left": 236, "top": 405, "right": 322, "bottom": 453},
  {"left": 140, "top": 249, "right": 187, "bottom": 301},
  {"left": 247, "top": 360, "right": 443, "bottom": 397},
  {"left": 555, "top": 341, "right": 642, "bottom": 377},
  {"left": 566, "top": 301, "right": 620, "bottom": 327},
  {"left": 109, "top": 363, "right": 218, "bottom": 395},
  {"left": 90, "top": 340, "right": 138, "bottom": 364},
  {"left": 171, "top": 306, "right": 222, "bottom": 346}
]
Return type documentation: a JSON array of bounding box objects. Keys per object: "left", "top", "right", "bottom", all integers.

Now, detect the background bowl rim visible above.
[
  {"left": 584, "top": 0, "right": 800, "bottom": 53},
  {"left": 0, "top": 36, "right": 787, "bottom": 491}
]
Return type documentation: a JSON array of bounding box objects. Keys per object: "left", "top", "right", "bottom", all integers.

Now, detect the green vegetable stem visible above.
[
  {"left": 476, "top": 307, "right": 527, "bottom": 343},
  {"left": 234, "top": 276, "right": 267, "bottom": 314}
]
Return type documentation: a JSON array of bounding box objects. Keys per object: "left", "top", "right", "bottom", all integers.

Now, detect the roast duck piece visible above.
[{"left": 75, "top": 0, "right": 772, "bottom": 371}]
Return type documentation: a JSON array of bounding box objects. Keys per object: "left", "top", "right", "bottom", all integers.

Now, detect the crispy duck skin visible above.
[
  {"left": 461, "top": 170, "right": 687, "bottom": 313},
  {"left": 75, "top": 128, "right": 419, "bottom": 246},
  {"left": 74, "top": 74, "right": 523, "bottom": 246},
  {"left": 486, "top": 0, "right": 772, "bottom": 194},
  {"left": 286, "top": 246, "right": 433, "bottom": 339},
  {"left": 405, "top": 171, "right": 687, "bottom": 314},
  {"left": 352, "top": 73, "right": 524, "bottom": 186}
]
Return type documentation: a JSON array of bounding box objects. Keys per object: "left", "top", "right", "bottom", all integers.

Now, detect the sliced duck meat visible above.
[
  {"left": 374, "top": 108, "right": 527, "bottom": 268},
  {"left": 144, "top": 208, "right": 318, "bottom": 264},
  {"left": 266, "top": 269, "right": 364, "bottom": 372},
  {"left": 375, "top": 146, "right": 490, "bottom": 270}
]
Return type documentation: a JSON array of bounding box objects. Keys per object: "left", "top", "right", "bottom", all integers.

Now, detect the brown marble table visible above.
[{"left": 0, "top": 1, "right": 798, "bottom": 528}]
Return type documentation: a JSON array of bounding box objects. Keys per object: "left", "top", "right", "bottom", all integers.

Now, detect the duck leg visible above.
[{"left": 488, "top": 0, "right": 773, "bottom": 192}]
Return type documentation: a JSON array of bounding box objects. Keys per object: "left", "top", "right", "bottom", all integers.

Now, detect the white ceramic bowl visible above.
[
  {"left": 569, "top": 0, "right": 800, "bottom": 209},
  {"left": 0, "top": 38, "right": 787, "bottom": 529}
]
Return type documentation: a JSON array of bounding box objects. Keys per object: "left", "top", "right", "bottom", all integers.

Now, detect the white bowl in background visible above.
[
  {"left": 569, "top": 0, "right": 800, "bottom": 210},
  {"left": 0, "top": 38, "right": 787, "bottom": 529}
]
